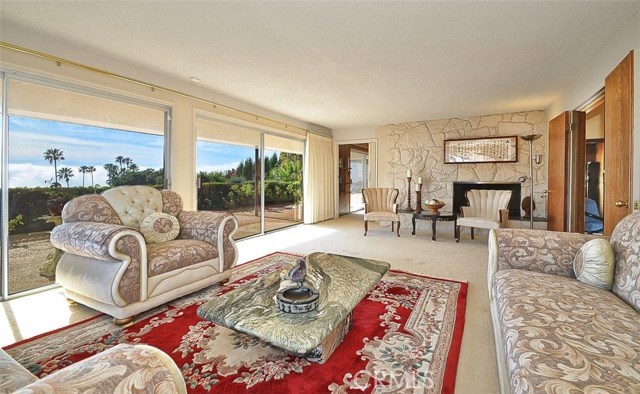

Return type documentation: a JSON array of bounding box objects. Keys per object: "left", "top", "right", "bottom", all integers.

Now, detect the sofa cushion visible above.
[
  {"left": 146, "top": 239, "right": 218, "bottom": 277},
  {"left": 573, "top": 238, "right": 615, "bottom": 289},
  {"left": 610, "top": 211, "right": 640, "bottom": 313},
  {"left": 102, "top": 186, "right": 163, "bottom": 228},
  {"left": 364, "top": 211, "right": 399, "bottom": 221},
  {"left": 140, "top": 212, "right": 180, "bottom": 243},
  {"left": 494, "top": 269, "right": 640, "bottom": 394}
]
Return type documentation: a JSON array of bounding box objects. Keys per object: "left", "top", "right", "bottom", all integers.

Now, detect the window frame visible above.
[{"left": 0, "top": 68, "right": 172, "bottom": 300}]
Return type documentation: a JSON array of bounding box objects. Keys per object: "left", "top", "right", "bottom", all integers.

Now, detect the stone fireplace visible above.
[{"left": 453, "top": 181, "right": 522, "bottom": 218}]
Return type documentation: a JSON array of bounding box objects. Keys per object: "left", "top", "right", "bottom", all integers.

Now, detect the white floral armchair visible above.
[
  {"left": 50, "top": 185, "right": 238, "bottom": 325},
  {"left": 456, "top": 189, "right": 511, "bottom": 242},
  {"left": 362, "top": 188, "right": 400, "bottom": 237},
  {"left": 1, "top": 344, "right": 187, "bottom": 393}
]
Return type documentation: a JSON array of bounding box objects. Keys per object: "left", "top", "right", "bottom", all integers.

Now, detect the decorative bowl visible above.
[
  {"left": 424, "top": 199, "right": 446, "bottom": 214},
  {"left": 276, "top": 285, "right": 319, "bottom": 314}
]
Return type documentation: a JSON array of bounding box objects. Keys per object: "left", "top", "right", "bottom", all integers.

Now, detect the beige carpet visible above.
[{"left": 239, "top": 212, "right": 499, "bottom": 394}]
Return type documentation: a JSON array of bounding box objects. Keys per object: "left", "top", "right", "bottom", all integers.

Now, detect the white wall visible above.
[
  {"left": 546, "top": 10, "right": 640, "bottom": 203},
  {"left": 0, "top": 22, "right": 331, "bottom": 209}
]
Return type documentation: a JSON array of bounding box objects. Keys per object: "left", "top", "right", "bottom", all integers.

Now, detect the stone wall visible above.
[{"left": 376, "top": 110, "right": 548, "bottom": 219}]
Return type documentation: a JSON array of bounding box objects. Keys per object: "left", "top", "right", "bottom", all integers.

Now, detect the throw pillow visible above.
[
  {"left": 140, "top": 212, "right": 180, "bottom": 243},
  {"left": 573, "top": 238, "right": 615, "bottom": 290}
]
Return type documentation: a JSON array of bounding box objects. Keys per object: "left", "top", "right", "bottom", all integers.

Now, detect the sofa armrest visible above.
[
  {"left": 51, "top": 222, "right": 140, "bottom": 261},
  {"left": 50, "top": 222, "right": 148, "bottom": 305},
  {"left": 13, "top": 344, "right": 187, "bottom": 394},
  {"left": 0, "top": 348, "right": 37, "bottom": 393},
  {"left": 178, "top": 211, "right": 239, "bottom": 271}
]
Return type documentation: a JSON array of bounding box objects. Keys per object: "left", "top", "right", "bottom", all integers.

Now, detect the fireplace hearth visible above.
[{"left": 453, "top": 181, "right": 522, "bottom": 218}]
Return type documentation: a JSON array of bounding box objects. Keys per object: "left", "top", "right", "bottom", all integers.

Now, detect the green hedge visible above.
[
  {"left": 197, "top": 181, "right": 302, "bottom": 211},
  {"left": 8, "top": 187, "right": 109, "bottom": 234},
  {"left": 8, "top": 181, "right": 302, "bottom": 234}
]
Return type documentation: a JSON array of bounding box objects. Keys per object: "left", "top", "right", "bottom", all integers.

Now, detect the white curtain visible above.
[{"left": 304, "top": 133, "right": 336, "bottom": 223}]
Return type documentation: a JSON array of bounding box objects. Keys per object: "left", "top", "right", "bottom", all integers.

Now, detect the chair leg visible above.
[
  {"left": 113, "top": 316, "right": 134, "bottom": 327},
  {"left": 396, "top": 221, "right": 400, "bottom": 237},
  {"left": 364, "top": 220, "right": 368, "bottom": 236},
  {"left": 471, "top": 227, "right": 474, "bottom": 240},
  {"left": 456, "top": 225, "right": 461, "bottom": 243},
  {"left": 391, "top": 221, "right": 394, "bottom": 232}
]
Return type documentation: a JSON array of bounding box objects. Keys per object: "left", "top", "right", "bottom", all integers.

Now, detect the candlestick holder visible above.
[
  {"left": 415, "top": 185, "right": 423, "bottom": 214},
  {"left": 406, "top": 177, "right": 412, "bottom": 210}
]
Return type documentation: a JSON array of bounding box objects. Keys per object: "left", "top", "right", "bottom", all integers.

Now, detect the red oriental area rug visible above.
[{"left": 4, "top": 252, "right": 467, "bottom": 393}]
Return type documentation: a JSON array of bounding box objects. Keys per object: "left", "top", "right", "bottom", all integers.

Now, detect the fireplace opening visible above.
[{"left": 453, "top": 181, "right": 522, "bottom": 218}]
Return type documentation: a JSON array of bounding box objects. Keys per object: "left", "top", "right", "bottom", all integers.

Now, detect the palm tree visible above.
[
  {"left": 122, "top": 157, "right": 133, "bottom": 170},
  {"left": 115, "top": 156, "right": 125, "bottom": 173},
  {"left": 128, "top": 163, "right": 139, "bottom": 172},
  {"left": 57, "top": 167, "right": 74, "bottom": 187},
  {"left": 43, "top": 148, "right": 65, "bottom": 187},
  {"left": 87, "top": 166, "right": 97, "bottom": 188},
  {"left": 104, "top": 163, "right": 119, "bottom": 185},
  {"left": 79, "top": 165, "right": 89, "bottom": 187}
]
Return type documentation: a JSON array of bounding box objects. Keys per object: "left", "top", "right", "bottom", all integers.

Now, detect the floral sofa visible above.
[
  {"left": 50, "top": 185, "right": 238, "bottom": 325},
  {"left": 0, "top": 343, "right": 187, "bottom": 393},
  {"left": 488, "top": 211, "right": 640, "bottom": 394}
]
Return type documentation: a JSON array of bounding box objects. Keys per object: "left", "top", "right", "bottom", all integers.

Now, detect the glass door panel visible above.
[
  {"left": 196, "top": 117, "right": 261, "bottom": 239},
  {"left": 349, "top": 149, "right": 368, "bottom": 212},
  {"left": 263, "top": 134, "right": 304, "bottom": 229},
  {"left": 5, "top": 77, "right": 167, "bottom": 295}
]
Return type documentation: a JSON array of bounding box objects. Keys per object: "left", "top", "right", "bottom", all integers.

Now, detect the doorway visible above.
[
  {"left": 582, "top": 92, "right": 605, "bottom": 234},
  {"left": 338, "top": 142, "right": 372, "bottom": 215}
]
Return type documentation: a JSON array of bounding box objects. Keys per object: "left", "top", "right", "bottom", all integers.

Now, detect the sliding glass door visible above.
[
  {"left": 0, "top": 72, "right": 170, "bottom": 298},
  {"left": 196, "top": 116, "right": 304, "bottom": 239}
]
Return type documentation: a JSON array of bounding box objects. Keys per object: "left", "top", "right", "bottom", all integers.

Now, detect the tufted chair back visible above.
[
  {"left": 610, "top": 211, "right": 640, "bottom": 312},
  {"left": 102, "top": 186, "right": 164, "bottom": 228},
  {"left": 362, "top": 188, "right": 399, "bottom": 213},
  {"left": 464, "top": 189, "right": 512, "bottom": 220},
  {"left": 61, "top": 186, "right": 184, "bottom": 230}
]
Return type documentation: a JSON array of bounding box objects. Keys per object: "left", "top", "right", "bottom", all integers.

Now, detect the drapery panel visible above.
[{"left": 304, "top": 133, "right": 335, "bottom": 223}]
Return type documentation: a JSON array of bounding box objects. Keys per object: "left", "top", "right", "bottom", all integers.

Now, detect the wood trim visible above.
[
  {"left": 604, "top": 51, "right": 634, "bottom": 235},
  {"left": 547, "top": 112, "right": 569, "bottom": 231}
]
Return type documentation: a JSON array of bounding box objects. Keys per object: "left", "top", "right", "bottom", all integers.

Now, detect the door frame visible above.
[{"left": 334, "top": 138, "right": 378, "bottom": 218}]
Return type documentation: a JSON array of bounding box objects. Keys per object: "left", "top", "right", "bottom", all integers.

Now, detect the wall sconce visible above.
[{"left": 534, "top": 154, "right": 543, "bottom": 165}]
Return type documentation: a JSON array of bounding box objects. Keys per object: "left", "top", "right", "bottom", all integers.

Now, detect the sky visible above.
[{"left": 7, "top": 116, "right": 260, "bottom": 188}]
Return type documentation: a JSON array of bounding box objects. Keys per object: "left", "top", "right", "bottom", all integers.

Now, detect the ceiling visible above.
[{"left": 1, "top": 1, "right": 639, "bottom": 130}]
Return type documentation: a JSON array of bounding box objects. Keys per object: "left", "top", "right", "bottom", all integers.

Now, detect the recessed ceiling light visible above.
[{"left": 189, "top": 77, "right": 201, "bottom": 83}]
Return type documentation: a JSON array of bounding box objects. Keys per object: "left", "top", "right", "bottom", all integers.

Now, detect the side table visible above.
[{"left": 412, "top": 211, "right": 458, "bottom": 241}]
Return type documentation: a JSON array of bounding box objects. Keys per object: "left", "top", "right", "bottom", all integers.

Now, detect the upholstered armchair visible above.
[
  {"left": 50, "top": 185, "right": 238, "bottom": 325},
  {"left": 456, "top": 189, "right": 511, "bottom": 242},
  {"left": 1, "top": 344, "right": 187, "bottom": 393},
  {"left": 362, "top": 188, "right": 400, "bottom": 237}
]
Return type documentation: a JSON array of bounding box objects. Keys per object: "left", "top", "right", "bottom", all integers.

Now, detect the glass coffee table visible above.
[
  {"left": 197, "top": 252, "right": 390, "bottom": 363},
  {"left": 412, "top": 211, "right": 458, "bottom": 241}
]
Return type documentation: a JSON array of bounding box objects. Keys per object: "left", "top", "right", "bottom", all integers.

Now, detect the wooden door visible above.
[
  {"left": 604, "top": 51, "right": 634, "bottom": 235},
  {"left": 547, "top": 111, "right": 586, "bottom": 232}
]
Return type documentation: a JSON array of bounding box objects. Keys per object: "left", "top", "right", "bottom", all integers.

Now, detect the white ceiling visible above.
[{"left": 1, "top": 1, "right": 639, "bottom": 130}]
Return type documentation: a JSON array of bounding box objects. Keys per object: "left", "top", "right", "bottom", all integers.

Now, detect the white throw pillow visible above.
[
  {"left": 573, "top": 238, "right": 615, "bottom": 290},
  {"left": 139, "top": 212, "right": 180, "bottom": 243}
]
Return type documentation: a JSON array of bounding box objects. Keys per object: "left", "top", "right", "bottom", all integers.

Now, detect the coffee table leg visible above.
[{"left": 412, "top": 216, "right": 416, "bottom": 235}]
